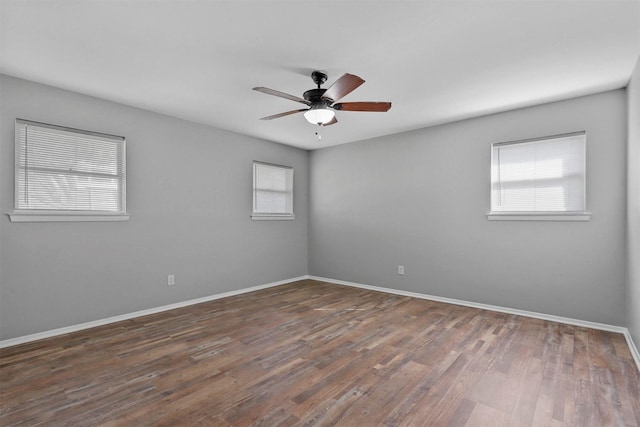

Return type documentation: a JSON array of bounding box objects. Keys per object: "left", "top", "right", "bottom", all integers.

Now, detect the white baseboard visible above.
[
  {"left": 308, "top": 275, "right": 640, "bottom": 372},
  {"left": 0, "top": 276, "right": 308, "bottom": 349},
  {"left": 3, "top": 274, "right": 639, "bottom": 373},
  {"left": 624, "top": 330, "right": 640, "bottom": 372}
]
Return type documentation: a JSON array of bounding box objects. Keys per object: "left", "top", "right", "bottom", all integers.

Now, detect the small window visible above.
[
  {"left": 489, "top": 132, "right": 589, "bottom": 221},
  {"left": 10, "top": 119, "right": 127, "bottom": 222},
  {"left": 252, "top": 161, "right": 294, "bottom": 220}
]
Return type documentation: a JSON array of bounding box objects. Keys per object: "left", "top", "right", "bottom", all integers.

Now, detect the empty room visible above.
[{"left": 1, "top": 1, "right": 639, "bottom": 426}]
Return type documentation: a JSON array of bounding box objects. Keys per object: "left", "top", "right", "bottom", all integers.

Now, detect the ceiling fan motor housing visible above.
[
  {"left": 303, "top": 88, "right": 330, "bottom": 104},
  {"left": 306, "top": 71, "right": 333, "bottom": 105}
]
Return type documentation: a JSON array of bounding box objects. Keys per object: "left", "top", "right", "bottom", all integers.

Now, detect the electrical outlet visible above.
[
  {"left": 398, "top": 265, "right": 404, "bottom": 275},
  {"left": 168, "top": 274, "right": 175, "bottom": 286}
]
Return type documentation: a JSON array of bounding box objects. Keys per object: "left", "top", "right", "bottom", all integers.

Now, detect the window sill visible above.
[
  {"left": 251, "top": 214, "right": 295, "bottom": 221},
  {"left": 487, "top": 213, "right": 591, "bottom": 221},
  {"left": 8, "top": 213, "right": 130, "bottom": 223}
]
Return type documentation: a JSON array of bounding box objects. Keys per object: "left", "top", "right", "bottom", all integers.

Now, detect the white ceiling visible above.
[{"left": 1, "top": 1, "right": 639, "bottom": 150}]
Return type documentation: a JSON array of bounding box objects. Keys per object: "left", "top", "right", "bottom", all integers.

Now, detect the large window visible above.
[
  {"left": 252, "top": 161, "right": 294, "bottom": 220},
  {"left": 10, "top": 119, "right": 127, "bottom": 222},
  {"left": 489, "top": 131, "right": 589, "bottom": 221}
]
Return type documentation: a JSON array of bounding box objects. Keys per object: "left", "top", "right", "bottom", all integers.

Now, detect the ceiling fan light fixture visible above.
[{"left": 304, "top": 105, "right": 335, "bottom": 125}]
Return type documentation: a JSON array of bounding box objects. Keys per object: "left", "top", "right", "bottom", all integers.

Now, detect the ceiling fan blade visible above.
[
  {"left": 333, "top": 102, "right": 392, "bottom": 112},
  {"left": 321, "top": 73, "right": 365, "bottom": 102},
  {"left": 259, "top": 109, "right": 307, "bottom": 120},
  {"left": 322, "top": 116, "right": 338, "bottom": 126},
  {"left": 253, "top": 87, "right": 310, "bottom": 105}
]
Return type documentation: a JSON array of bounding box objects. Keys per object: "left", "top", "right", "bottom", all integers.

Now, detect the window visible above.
[
  {"left": 252, "top": 161, "right": 294, "bottom": 220},
  {"left": 489, "top": 131, "right": 589, "bottom": 221},
  {"left": 10, "top": 119, "right": 128, "bottom": 222}
]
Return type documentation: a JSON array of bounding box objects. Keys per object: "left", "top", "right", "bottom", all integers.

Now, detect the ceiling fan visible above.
[{"left": 253, "top": 71, "right": 392, "bottom": 126}]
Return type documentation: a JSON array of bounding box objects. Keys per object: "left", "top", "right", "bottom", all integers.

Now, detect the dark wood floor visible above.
[{"left": 1, "top": 279, "right": 639, "bottom": 426}]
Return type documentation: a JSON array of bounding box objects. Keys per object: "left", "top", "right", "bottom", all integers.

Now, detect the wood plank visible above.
[{"left": 1, "top": 279, "right": 638, "bottom": 426}]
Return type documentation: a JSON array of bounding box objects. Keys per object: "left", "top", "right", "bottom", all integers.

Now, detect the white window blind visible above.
[
  {"left": 252, "top": 161, "right": 294, "bottom": 220},
  {"left": 491, "top": 132, "right": 586, "bottom": 214},
  {"left": 14, "top": 119, "right": 126, "bottom": 215}
]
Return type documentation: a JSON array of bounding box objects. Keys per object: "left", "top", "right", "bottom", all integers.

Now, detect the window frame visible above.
[
  {"left": 487, "top": 131, "right": 590, "bottom": 222},
  {"left": 9, "top": 119, "right": 129, "bottom": 223},
  {"left": 251, "top": 161, "right": 295, "bottom": 221}
]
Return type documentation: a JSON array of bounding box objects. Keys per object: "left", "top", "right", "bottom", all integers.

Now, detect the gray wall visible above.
[
  {"left": 628, "top": 56, "right": 640, "bottom": 346},
  {"left": 0, "top": 75, "right": 309, "bottom": 340},
  {"left": 310, "top": 90, "right": 627, "bottom": 326},
  {"left": 0, "top": 74, "right": 633, "bottom": 341}
]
